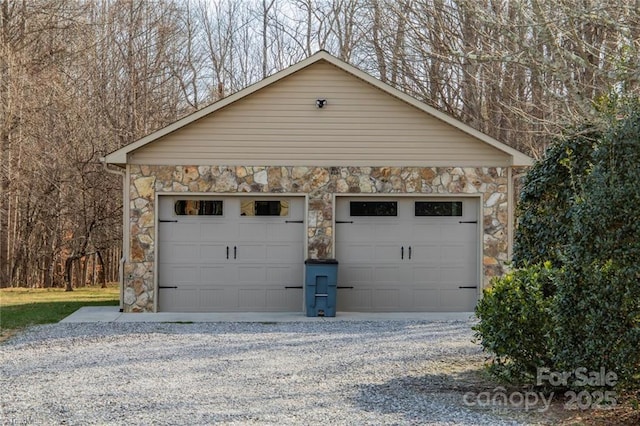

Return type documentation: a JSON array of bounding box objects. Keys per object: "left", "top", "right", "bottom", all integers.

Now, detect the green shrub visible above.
[
  {"left": 553, "top": 99, "right": 640, "bottom": 389},
  {"left": 512, "top": 129, "right": 597, "bottom": 268},
  {"left": 553, "top": 260, "right": 640, "bottom": 389},
  {"left": 474, "top": 262, "right": 555, "bottom": 383},
  {"left": 478, "top": 97, "right": 640, "bottom": 390}
]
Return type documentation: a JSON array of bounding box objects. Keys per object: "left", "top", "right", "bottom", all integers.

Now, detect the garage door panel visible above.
[
  {"left": 159, "top": 266, "right": 199, "bottom": 292},
  {"left": 447, "top": 224, "right": 476, "bottom": 237},
  {"left": 373, "top": 244, "right": 401, "bottom": 261},
  {"left": 170, "top": 265, "right": 200, "bottom": 283},
  {"left": 411, "top": 268, "right": 443, "bottom": 289},
  {"left": 373, "top": 224, "right": 404, "bottom": 241},
  {"left": 284, "top": 289, "right": 303, "bottom": 309},
  {"left": 238, "top": 223, "right": 267, "bottom": 241},
  {"left": 340, "top": 224, "right": 375, "bottom": 242},
  {"left": 268, "top": 224, "right": 301, "bottom": 241},
  {"left": 199, "top": 244, "right": 228, "bottom": 261},
  {"left": 165, "top": 244, "right": 199, "bottom": 263},
  {"left": 239, "top": 288, "right": 294, "bottom": 310},
  {"left": 372, "top": 289, "right": 400, "bottom": 309},
  {"left": 162, "top": 223, "right": 201, "bottom": 242},
  {"left": 157, "top": 246, "right": 172, "bottom": 264},
  {"left": 336, "top": 197, "right": 479, "bottom": 312},
  {"left": 175, "top": 245, "right": 201, "bottom": 263},
  {"left": 268, "top": 266, "right": 300, "bottom": 284},
  {"left": 409, "top": 245, "right": 441, "bottom": 262},
  {"left": 265, "top": 288, "right": 297, "bottom": 309},
  {"left": 266, "top": 243, "right": 302, "bottom": 261},
  {"left": 414, "top": 289, "right": 476, "bottom": 312},
  {"left": 449, "top": 242, "right": 476, "bottom": 253},
  {"left": 411, "top": 224, "right": 442, "bottom": 239},
  {"left": 198, "top": 223, "right": 232, "bottom": 241},
  {"left": 336, "top": 289, "right": 371, "bottom": 310},
  {"left": 341, "top": 265, "right": 373, "bottom": 283},
  {"left": 412, "top": 289, "right": 443, "bottom": 310},
  {"left": 237, "top": 265, "right": 266, "bottom": 282},
  {"left": 412, "top": 266, "right": 469, "bottom": 287},
  {"left": 199, "top": 288, "right": 232, "bottom": 309},
  {"left": 374, "top": 265, "right": 402, "bottom": 283},
  {"left": 339, "top": 244, "right": 375, "bottom": 261},
  {"left": 238, "top": 289, "right": 261, "bottom": 308},
  {"left": 463, "top": 246, "right": 479, "bottom": 263},
  {"left": 238, "top": 288, "right": 267, "bottom": 311},
  {"left": 158, "top": 196, "right": 304, "bottom": 312},
  {"left": 440, "top": 266, "right": 476, "bottom": 286},
  {"left": 159, "top": 288, "right": 198, "bottom": 311},
  {"left": 200, "top": 265, "right": 227, "bottom": 284},
  {"left": 440, "top": 243, "right": 473, "bottom": 259},
  {"left": 440, "top": 289, "right": 478, "bottom": 311},
  {"left": 236, "top": 243, "right": 266, "bottom": 261},
  {"left": 160, "top": 284, "right": 236, "bottom": 306},
  {"left": 217, "top": 288, "right": 241, "bottom": 311}
]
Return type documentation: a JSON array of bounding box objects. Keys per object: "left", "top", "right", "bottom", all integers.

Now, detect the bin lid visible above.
[{"left": 305, "top": 258, "right": 338, "bottom": 264}]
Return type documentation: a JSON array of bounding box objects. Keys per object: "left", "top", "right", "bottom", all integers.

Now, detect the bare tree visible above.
[
  {"left": 0, "top": 0, "right": 190, "bottom": 288},
  {"left": 3, "top": 0, "right": 640, "bottom": 288}
]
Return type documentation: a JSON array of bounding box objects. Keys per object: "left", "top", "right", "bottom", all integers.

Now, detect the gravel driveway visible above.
[{"left": 1, "top": 320, "right": 526, "bottom": 425}]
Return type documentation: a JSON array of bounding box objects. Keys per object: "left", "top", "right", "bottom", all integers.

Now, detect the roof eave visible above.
[{"left": 102, "top": 152, "right": 128, "bottom": 166}]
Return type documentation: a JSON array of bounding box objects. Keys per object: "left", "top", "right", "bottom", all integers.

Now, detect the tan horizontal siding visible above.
[
  {"left": 131, "top": 158, "right": 509, "bottom": 168},
  {"left": 131, "top": 61, "right": 511, "bottom": 167},
  {"left": 135, "top": 143, "right": 484, "bottom": 151}
]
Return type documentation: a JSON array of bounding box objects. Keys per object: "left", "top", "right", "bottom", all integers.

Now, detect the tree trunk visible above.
[
  {"left": 96, "top": 250, "right": 106, "bottom": 288},
  {"left": 64, "top": 257, "right": 75, "bottom": 292}
]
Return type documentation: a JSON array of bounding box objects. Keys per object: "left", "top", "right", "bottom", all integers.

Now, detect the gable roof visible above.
[{"left": 102, "top": 50, "right": 533, "bottom": 166}]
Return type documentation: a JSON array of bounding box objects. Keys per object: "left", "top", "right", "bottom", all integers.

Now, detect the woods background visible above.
[{"left": 1, "top": 0, "right": 639, "bottom": 289}]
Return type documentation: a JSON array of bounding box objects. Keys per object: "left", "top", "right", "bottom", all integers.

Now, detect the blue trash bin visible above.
[{"left": 305, "top": 259, "right": 338, "bottom": 317}]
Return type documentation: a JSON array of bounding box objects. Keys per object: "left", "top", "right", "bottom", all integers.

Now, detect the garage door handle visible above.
[
  {"left": 401, "top": 246, "right": 404, "bottom": 259},
  {"left": 159, "top": 286, "right": 178, "bottom": 289},
  {"left": 285, "top": 286, "right": 303, "bottom": 289},
  {"left": 408, "top": 246, "right": 412, "bottom": 260},
  {"left": 337, "top": 286, "right": 354, "bottom": 289},
  {"left": 226, "top": 246, "right": 229, "bottom": 259},
  {"left": 459, "top": 286, "right": 478, "bottom": 289},
  {"left": 459, "top": 221, "right": 478, "bottom": 224},
  {"left": 234, "top": 246, "right": 237, "bottom": 259}
]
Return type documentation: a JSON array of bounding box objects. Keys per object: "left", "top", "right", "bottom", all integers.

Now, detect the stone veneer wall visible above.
[{"left": 125, "top": 165, "right": 509, "bottom": 312}]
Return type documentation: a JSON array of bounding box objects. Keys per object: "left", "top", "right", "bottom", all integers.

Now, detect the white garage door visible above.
[
  {"left": 335, "top": 197, "right": 479, "bottom": 312},
  {"left": 158, "top": 196, "right": 305, "bottom": 312}
]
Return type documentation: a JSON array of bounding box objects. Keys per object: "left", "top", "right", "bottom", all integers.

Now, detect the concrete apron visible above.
[{"left": 60, "top": 306, "right": 475, "bottom": 323}]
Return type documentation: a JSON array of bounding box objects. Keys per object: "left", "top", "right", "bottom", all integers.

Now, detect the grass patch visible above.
[{"left": 0, "top": 285, "right": 119, "bottom": 341}]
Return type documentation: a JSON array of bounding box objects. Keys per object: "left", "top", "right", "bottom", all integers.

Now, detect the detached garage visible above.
[{"left": 102, "top": 50, "right": 532, "bottom": 313}]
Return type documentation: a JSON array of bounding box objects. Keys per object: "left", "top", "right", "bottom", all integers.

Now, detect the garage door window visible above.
[
  {"left": 241, "top": 200, "right": 289, "bottom": 216},
  {"left": 350, "top": 201, "right": 397, "bottom": 216},
  {"left": 415, "top": 201, "right": 462, "bottom": 216},
  {"left": 174, "top": 200, "right": 223, "bottom": 216}
]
